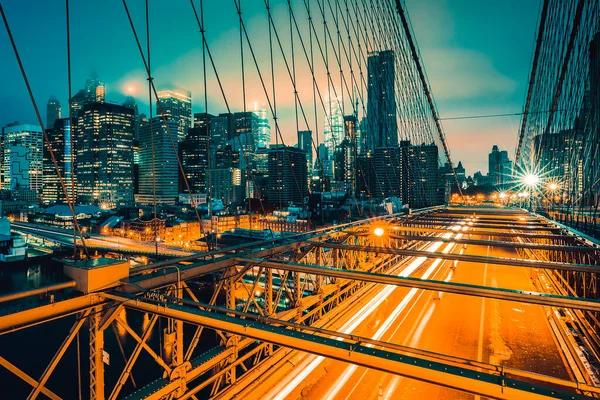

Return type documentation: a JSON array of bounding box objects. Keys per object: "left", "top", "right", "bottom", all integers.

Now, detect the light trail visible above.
[
  {"left": 323, "top": 234, "right": 463, "bottom": 400},
  {"left": 268, "top": 229, "right": 462, "bottom": 400}
]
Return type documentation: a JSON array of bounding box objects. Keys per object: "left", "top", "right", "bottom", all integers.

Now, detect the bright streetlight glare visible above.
[
  {"left": 521, "top": 191, "right": 529, "bottom": 197},
  {"left": 499, "top": 192, "right": 507, "bottom": 199},
  {"left": 373, "top": 227, "right": 385, "bottom": 237},
  {"left": 523, "top": 174, "right": 539, "bottom": 187},
  {"left": 548, "top": 182, "right": 559, "bottom": 191}
]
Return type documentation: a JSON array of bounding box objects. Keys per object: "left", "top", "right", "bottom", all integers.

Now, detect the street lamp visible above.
[
  {"left": 373, "top": 227, "right": 385, "bottom": 237},
  {"left": 522, "top": 174, "right": 539, "bottom": 210},
  {"left": 523, "top": 174, "right": 539, "bottom": 187},
  {"left": 547, "top": 182, "right": 559, "bottom": 213}
]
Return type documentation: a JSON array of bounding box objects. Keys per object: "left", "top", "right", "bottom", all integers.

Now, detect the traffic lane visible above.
[
  {"left": 386, "top": 245, "right": 570, "bottom": 399},
  {"left": 278, "top": 258, "right": 442, "bottom": 399},
  {"left": 289, "top": 255, "right": 457, "bottom": 400},
  {"left": 291, "top": 242, "right": 570, "bottom": 399},
  {"left": 319, "top": 260, "right": 466, "bottom": 400}
]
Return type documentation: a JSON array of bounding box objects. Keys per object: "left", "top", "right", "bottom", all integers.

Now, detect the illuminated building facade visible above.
[
  {"left": 267, "top": 146, "right": 308, "bottom": 207},
  {"left": 298, "top": 130, "right": 313, "bottom": 177},
  {"left": 137, "top": 117, "right": 179, "bottom": 205},
  {"left": 254, "top": 106, "right": 271, "bottom": 148},
  {"left": 76, "top": 103, "right": 135, "bottom": 206},
  {"left": 42, "top": 118, "right": 74, "bottom": 204},
  {"left": 1, "top": 123, "right": 43, "bottom": 193},
  {"left": 157, "top": 89, "right": 192, "bottom": 142},
  {"left": 180, "top": 125, "right": 210, "bottom": 195},
  {"left": 367, "top": 50, "right": 398, "bottom": 151},
  {"left": 208, "top": 168, "right": 243, "bottom": 206},
  {"left": 324, "top": 94, "right": 344, "bottom": 156}
]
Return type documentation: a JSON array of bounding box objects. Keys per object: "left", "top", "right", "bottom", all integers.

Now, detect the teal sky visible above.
[{"left": 0, "top": 0, "right": 540, "bottom": 175}]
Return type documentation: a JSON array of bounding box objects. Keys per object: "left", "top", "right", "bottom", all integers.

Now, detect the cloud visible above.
[
  {"left": 404, "top": 0, "right": 455, "bottom": 47},
  {"left": 422, "top": 48, "right": 518, "bottom": 100}
]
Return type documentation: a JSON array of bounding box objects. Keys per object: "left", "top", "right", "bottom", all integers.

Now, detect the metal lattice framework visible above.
[{"left": 1, "top": 207, "right": 600, "bottom": 399}]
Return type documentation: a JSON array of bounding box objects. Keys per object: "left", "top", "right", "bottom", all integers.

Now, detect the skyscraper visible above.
[
  {"left": 76, "top": 103, "right": 134, "bottom": 206},
  {"left": 180, "top": 125, "right": 210, "bottom": 195},
  {"left": 123, "top": 96, "right": 140, "bottom": 141},
  {"left": 157, "top": 89, "right": 192, "bottom": 142},
  {"left": 373, "top": 146, "right": 404, "bottom": 199},
  {"left": 342, "top": 115, "right": 358, "bottom": 192},
  {"left": 298, "top": 130, "right": 313, "bottom": 177},
  {"left": 1, "top": 123, "right": 43, "bottom": 193},
  {"left": 254, "top": 106, "right": 271, "bottom": 148},
  {"left": 71, "top": 72, "right": 105, "bottom": 118},
  {"left": 358, "top": 117, "right": 368, "bottom": 155},
  {"left": 488, "top": 145, "right": 512, "bottom": 187},
  {"left": 137, "top": 117, "right": 179, "bottom": 205},
  {"left": 316, "top": 143, "right": 333, "bottom": 178},
  {"left": 85, "top": 71, "right": 105, "bottom": 102},
  {"left": 356, "top": 153, "right": 376, "bottom": 197},
  {"left": 367, "top": 50, "right": 397, "bottom": 151},
  {"left": 267, "top": 146, "right": 308, "bottom": 207},
  {"left": 46, "top": 96, "right": 62, "bottom": 129},
  {"left": 208, "top": 168, "right": 243, "bottom": 206},
  {"left": 209, "top": 113, "right": 233, "bottom": 154},
  {"left": 233, "top": 111, "right": 259, "bottom": 163},
  {"left": 42, "top": 118, "right": 74, "bottom": 204},
  {"left": 334, "top": 139, "right": 356, "bottom": 192},
  {"left": 324, "top": 94, "right": 344, "bottom": 156},
  {"left": 409, "top": 143, "right": 441, "bottom": 207}
]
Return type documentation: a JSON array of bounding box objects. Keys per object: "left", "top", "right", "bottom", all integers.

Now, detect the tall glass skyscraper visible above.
[
  {"left": 157, "top": 89, "right": 192, "bottom": 142},
  {"left": 76, "top": 103, "right": 135, "bottom": 206},
  {"left": 180, "top": 124, "right": 210, "bottom": 195},
  {"left": 137, "top": 117, "right": 179, "bottom": 205},
  {"left": 367, "top": 50, "right": 398, "bottom": 151},
  {"left": 253, "top": 105, "right": 271, "bottom": 148},
  {"left": 324, "top": 94, "right": 344, "bottom": 156}
]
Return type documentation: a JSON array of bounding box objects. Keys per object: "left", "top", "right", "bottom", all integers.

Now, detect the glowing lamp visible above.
[
  {"left": 523, "top": 174, "right": 539, "bottom": 187},
  {"left": 548, "top": 183, "right": 558, "bottom": 191},
  {"left": 373, "top": 227, "right": 385, "bottom": 237}
]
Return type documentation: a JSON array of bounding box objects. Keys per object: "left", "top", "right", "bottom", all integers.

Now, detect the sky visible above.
[{"left": 0, "top": 0, "right": 541, "bottom": 175}]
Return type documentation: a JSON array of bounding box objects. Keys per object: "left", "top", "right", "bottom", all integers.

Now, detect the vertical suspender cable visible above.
[
  {"left": 66, "top": 0, "right": 77, "bottom": 260},
  {"left": 200, "top": 0, "right": 214, "bottom": 250},
  {"left": 145, "top": 0, "right": 159, "bottom": 257}
]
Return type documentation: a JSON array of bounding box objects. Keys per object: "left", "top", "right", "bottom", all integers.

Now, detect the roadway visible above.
[
  {"left": 11, "top": 222, "right": 193, "bottom": 257},
  {"left": 254, "top": 219, "right": 572, "bottom": 399}
]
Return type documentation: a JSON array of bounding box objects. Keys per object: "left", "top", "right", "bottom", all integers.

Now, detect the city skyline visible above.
[{"left": 0, "top": 0, "right": 539, "bottom": 174}]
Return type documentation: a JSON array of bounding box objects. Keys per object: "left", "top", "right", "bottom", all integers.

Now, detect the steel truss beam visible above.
[
  {"left": 349, "top": 226, "right": 581, "bottom": 241},
  {"left": 0, "top": 294, "right": 102, "bottom": 335},
  {"left": 27, "top": 309, "right": 90, "bottom": 400},
  {"left": 0, "top": 356, "right": 61, "bottom": 400},
  {"left": 234, "top": 258, "right": 600, "bottom": 312},
  {"left": 106, "top": 292, "right": 587, "bottom": 400},
  {"left": 108, "top": 254, "right": 406, "bottom": 399},
  {"left": 399, "top": 219, "right": 560, "bottom": 232},
  {"left": 386, "top": 233, "right": 599, "bottom": 253},
  {"left": 304, "top": 242, "right": 599, "bottom": 274}
]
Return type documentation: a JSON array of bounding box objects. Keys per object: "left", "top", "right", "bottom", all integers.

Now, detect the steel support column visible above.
[{"left": 89, "top": 306, "right": 105, "bottom": 400}]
